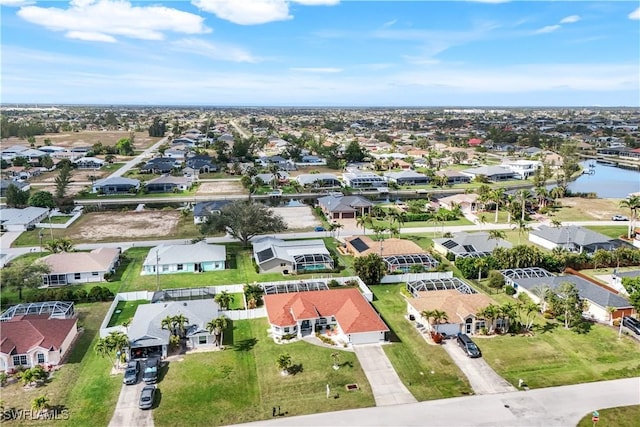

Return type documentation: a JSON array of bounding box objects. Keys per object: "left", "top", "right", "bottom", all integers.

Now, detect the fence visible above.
[
  {"left": 219, "top": 308, "right": 266, "bottom": 320},
  {"left": 35, "top": 209, "right": 83, "bottom": 230},
  {"left": 380, "top": 271, "right": 453, "bottom": 284},
  {"left": 99, "top": 291, "right": 154, "bottom": 337}
]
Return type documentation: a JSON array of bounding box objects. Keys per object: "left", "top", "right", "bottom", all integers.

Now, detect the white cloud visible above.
[
  {"left": 193, "top": 0, "right": 339, "bottom": 25},
  {"left": 290, "top": 67, "right": 342, "bottom": 73},
  {"left": 535, "top": 25, "right": 561, "bottom": 34},
  {"left": 560, "top": 15, "right": 580, "bottom": 24},
  {"left": 381, "top": 19, "right": 397, "bottom": 29},
  {"left": 171, "top": 38, "right": 259, "bottom": 63},
  {"left": 629, "top": 7, "right": 640, "bottom": 20},
  {"left": 17, "top": 0, "right": 210, "bottom": 42},
  {"left": 0, "top": 0, "right": 34, "bottom": 6}
]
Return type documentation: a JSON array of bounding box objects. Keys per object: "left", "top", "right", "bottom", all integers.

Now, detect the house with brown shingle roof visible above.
[
  {"left": 344, "top": 235, "right": 439, "bottom": 272},
  {"left": 264, "top": 288, "right": 389, "bottom": 345},
  {"left": 0, "top": 316, "right": 78, "bottom": 371},
  {"left": 40, "top": 247, "right": 121, "bottom": 286},
  {"left": 406, "top": 289, "right": 496, "bottom": 336}
]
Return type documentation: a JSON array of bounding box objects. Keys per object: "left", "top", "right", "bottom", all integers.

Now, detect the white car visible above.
[{"left": 611, "top": 215, "right": 629, "bottom": 221}]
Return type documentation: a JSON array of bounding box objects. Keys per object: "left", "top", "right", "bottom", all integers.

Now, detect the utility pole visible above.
[{"left": 155, "top": 249, "right": 160, "bottom": 291}]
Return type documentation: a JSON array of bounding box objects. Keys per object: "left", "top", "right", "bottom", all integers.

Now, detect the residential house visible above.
[
  {"left": 141, "top": 241, "right": 226, "bottom": 275},
  {"left": 317, "top": 194, "right": 374, "bottom": 220},
  {"left": 435, "top": 170, "right": 471, "bottom": 185},
  {"left": 74, "top": 157, "right": 105, "bottom": 169},
  {"left": 258, "top": 155, "right": 296, "bottom": 171},
  {"left": 529, "top": 225, "right": 634, "bottom": 254},
  {"left": 344, "top": 235, "right": 439, "bottom": 272},
  {"left": 40, "top": 248, "right": 121, "bottom": 286},
  {"left": 186, "top": 155, "right": 217, "bottom": 173},
  {"left": 433, "top": 232, "right": 513, "bottom": 259},
  {"left": 438, "top": 193, "right": 479, "bottom": 213},
  {"left": 193, "top": 200, "right": 233, "bottom": 224},
  {"left": 0, "top": 207, "right": 49, "bottom": 232},
  {"left": 611, "top": 270, "right": 640, "bottom": 295},
  {"left": 296, "top": 173, "right": 341, "bottom": 189},
  {"left": 502, "top": 160, "right": 541, "bottom": 180},
  {"left": 92, "top": 177, "right": 140, "bottom": 194},
  {"left": 461, "top": 165, "right": 515, "bottom": 181},
  {"left": 406, "top": 287, "right": 495, "bottom": 336},
  {"left": 140, "top": 157, "right": 181, "bottom": 174},
  {"left": 164, "top": 148, "right": 187, "bottom": 160},
  {"left": 501, "top": 267, "right": 635, "bottom": 322},
  {"left": 254, "top": 172, "right": 290, "bottom": 186},
  {"left": 0, "top": 305, "right": 78, "bottom": 371},
  {"left": 128, "top": 299, "right": 219, "bottom": 359},
  {"left": 0, "top": 179, "right": 30, "bottom": 197},
  {"left": 264, "top": 288, "right": 389, "bottom": 344},
  {"left": 342, "top": 169, "right": 387, "bottom": 189},
  {"left": 144, "top": 175, "right": 192, "bottom": 193},
  {"left": 296, "top": 155, "right": 326, "bottom": 166},
  {"left": 1, "top": 145, "right": 29, "bottom": 161},
  {"left": 171, "top": 136, "right": 198, "bottom": 146},
  {"left": 253, "top": 237, "right": 333, "bottom": 274},
  {"left": 383, "top": 170, "right": 430, "bottom": 186}
]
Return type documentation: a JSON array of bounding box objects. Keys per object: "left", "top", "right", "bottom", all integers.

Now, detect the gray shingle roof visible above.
[
  {"left": 462, "top": 165, "right": 514, "bottom": 177},
  {"left": 93, "top": 177, "right": 140, "bottom": 187},
  {"left": 317, "top": 195, "right": 374, "bottom": 213},
  {"left": 530, "top": 225, "right": 612, "bottom": 246},
  {"left": 434, "top": 231, "right": 512, "bottom": 255},
  {"left": 252, "top": 237, "right": 329, "bottom": 265},
  {"left": 143, "top": 241, "right": 226, "bottom": 266}
]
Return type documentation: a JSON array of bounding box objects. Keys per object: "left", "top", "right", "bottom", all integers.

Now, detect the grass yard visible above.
[
  {"left": 41, "top": 216, "right": 73, "bottom": 224},
  {"left": 370, "top": 285, "right": 472, "bottom": 400},
  {"left": 577, "top": 405, "right": 640, "bottom": 427},
  {"left": 0, "top": 303, "right": 121, "bottom": 427},
  {"left": 478, "top": 320, "right": 640, "bottom": 389},
  {"left": 154, "top": 318, "right": 375, "bottom": 426},
  {"left": 106, "top": 299, "right": 147, "bottom": 327},
  {"left": 585, "top": 225, "right": 629, "bottom": 239}
]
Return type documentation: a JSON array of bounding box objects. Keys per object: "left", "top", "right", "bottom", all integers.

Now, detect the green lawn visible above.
[
  {"left": 40, "top": 216, "right": 73, "bottom": 224},
  {"left": 106, "top": 299, "right": 147, "bottom": 327},
  {"left": 0, "top": 303, "right": 121, "bottom": 427},
  {"left": 479, "top": 320, "right": 640, "bottom": 389},
  {"left": 154, "top": 318, "right": 375, "bottom": 426},
  {"left": 577, "top": 405, "right": 640, "bottom": 427},
  {"left": 370, "top": 285, "right": 472, "bottom": 400},
  {"left": 585, "top": 225, "right": 629, "bottom": 239}
]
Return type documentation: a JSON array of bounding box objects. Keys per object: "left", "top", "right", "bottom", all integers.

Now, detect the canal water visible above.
[{"left": 567, "top": 162, "right": 640, "bottom": 198}]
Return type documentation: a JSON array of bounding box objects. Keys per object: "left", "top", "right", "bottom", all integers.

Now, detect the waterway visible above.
[{"left": 567, "top": 161, "right": 640, "bottom": 198}]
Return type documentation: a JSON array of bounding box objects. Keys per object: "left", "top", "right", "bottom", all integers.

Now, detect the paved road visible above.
[
  {"left": 109, "top": 136, "right": 169, "bottom": 178},
  {"left": 108, "top": 381, "right": 154, "bottom": 427},
  {"left": 441, "top": 339, "right": 517, "bottom": 395},
  {"left": 235, "top": 377, "right": 640, "bottom": 426},
  {"left": 353, "top": 345, "right": 417, "bottom": 406}
]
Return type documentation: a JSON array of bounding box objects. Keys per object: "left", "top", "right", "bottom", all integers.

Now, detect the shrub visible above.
[
  {"left": 328, "top": 279, "right": 340, "bottom": 288},
  {"left": 103, "top": 272, "right": 113, "bottom": 282},
  {"left": 505, "top": 285, "right": 516, "bottom": 296}
]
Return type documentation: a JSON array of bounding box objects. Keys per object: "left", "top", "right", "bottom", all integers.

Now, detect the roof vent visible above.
[{"left": 183, "top": 302, "right": 187, "bottom": 306}]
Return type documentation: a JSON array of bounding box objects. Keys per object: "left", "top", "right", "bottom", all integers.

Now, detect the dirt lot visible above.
[
  {"left": 1, "top": 131, "right": 160, "bottom": 150},
  {"left": 197, "top": 180, "right": 245, "bottom": 195},
  {"left": 68, "top": 211, "right": 182, "bottom": 240},
  {"left": 554, "top": 197, "right": 624, "bottom": 221},
  {"left": 272, "top": 206, "right": 320, "bottom": 230}
]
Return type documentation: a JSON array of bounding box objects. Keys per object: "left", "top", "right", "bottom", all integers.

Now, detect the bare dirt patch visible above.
[
  {"left": 1, "top": 131, "right": 160, "bottom": 150},
  {"left": 197, "top": 181, "right": 245, "bottom": 195},
  {"left": 272, "top": 206, "right": 320, "bottom": 230},
  {"left": 556, "top": 197, "right": 623, "bottom": 220},
  {"left": 68, "top": 211, "right": 181, "bottom": 240}
]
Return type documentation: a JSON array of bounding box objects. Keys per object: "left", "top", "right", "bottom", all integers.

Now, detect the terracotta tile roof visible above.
[
  {"left": 407, "top": 290, "right": 493, "bottom": 323},
  {"left": 40, "top": 247, "right": 120, "bottom": 274},
  {"left": 264, "top": 288, "right": 388, "bottom": 334},
  {"left": 0, "top": 317, "right": 77, "bottom": 355},
  {"left": 344, "top": 235, "right": 426, "bottom": 257}
]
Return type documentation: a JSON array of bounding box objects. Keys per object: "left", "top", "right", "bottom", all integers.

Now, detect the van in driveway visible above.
[
  {"left": 143, "top": 358, "right": 159, "bottom": 384},
  {"left": 457, "top": 333, "right": 482, "bottom": 358}
]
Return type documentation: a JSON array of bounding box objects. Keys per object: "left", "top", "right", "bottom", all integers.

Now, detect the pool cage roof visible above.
[
  {"left": 500, "top": 267, "right": 554, "bottom": 281},
  {"left": 455, "top": 251, "right": 492, "bottom": 259},
  {"left": 263, "top": 281, "right": 329, "bottom": 295},
  {"left": 384, "top": 254, "right": 439, "bottom": 269},
  {"left": 407, "top": 277, "right": 477, "bottom": 297},
  {"left": 293, "top": 253, "right": 333, "bottom": 267},
  {"left": 152, "top": 287, "right": 217, "bottom": 303},
  {"left": 0, "top": 301, "right": 75, "bottom": 321}
]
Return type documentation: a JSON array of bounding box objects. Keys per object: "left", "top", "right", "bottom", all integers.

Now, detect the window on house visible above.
[
  {"left": 92, "top": 272, "right": 99, "bottom": 276},
  {"left": 74, "top": 273, "right": 81, "bottom": 280},
  {"left": 284, "top": 327, "right": 290, "bottom": 333},
  {"left": 198, "top": 336, "right": 207, "bottom": 344},
  {"left": 280, "top": 263, "right": 287, "bottom": 267},
  {"left": 162, "top": 265, "right": 168, "bottom": 272},
  {"left": 37, "top": 353, "right": 45, "bottom": 364},
  {"left": 177, "top": 264, "right": 184, "bottom": 271},
  {"left": 13, "top": 355, "right": 27, "bottom": 366}
]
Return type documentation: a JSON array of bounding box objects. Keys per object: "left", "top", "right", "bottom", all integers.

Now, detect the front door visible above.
[{"left": 465, "top": 318, "right": 473, "bottom": 334}]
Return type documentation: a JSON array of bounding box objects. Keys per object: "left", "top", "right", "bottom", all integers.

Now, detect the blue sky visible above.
[{"left": 1, "top": 0, "right": 639, "bottom": 106}]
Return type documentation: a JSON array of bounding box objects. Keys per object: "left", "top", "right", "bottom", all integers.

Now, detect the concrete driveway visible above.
[
  {"left": 108, "top": 381, "right": 154, "bottom": 427},
  {"left": 353, "top": 345, "right": 417, "bottom": 406},
  {"left": 441, "top": 339, "right": 516, "bottom": 395}
]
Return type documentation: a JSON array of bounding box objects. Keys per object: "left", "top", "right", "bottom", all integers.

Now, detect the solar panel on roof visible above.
[
  {"left": 256, "top": 248, "right": 274, "bottom": 262},
  {"left": 442, "top": 240, "right": 458, "bottom": 249},
  {"left": 350, "top": 237, "right": 370, "bottom": 253}
]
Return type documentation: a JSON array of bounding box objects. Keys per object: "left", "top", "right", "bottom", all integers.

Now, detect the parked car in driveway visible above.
[
  {"left": 622, "top": 316, "right": 640, "bottom": 335},
  {"left": 123, "top": 360, "right": 140, "bottom": 385},
  {"left": 612, "top": 215, "right": 629, "bottom": 221},
  {"left": 139, "top": 385, "right": 156, "bottom": 410},
  {"left": 143, "top": 358, "right": 159, "bottom": 384},
  {"left": 457, "top": 333, "right": 482, "bottom": 358}
]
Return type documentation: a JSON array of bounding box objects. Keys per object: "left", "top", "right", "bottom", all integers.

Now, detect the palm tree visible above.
[
  {"left": 605, "top": 306, "right": 616, "bottom": 325},
  {"left": 215, "top": 291, "right": 234, "bottom": 310},
  {"left": 504, "top": 194, "right": 516, "bottom": 223},
  {"left": 488, "top": 230, "right": 506, "bottom": 249},
  {"left": 332, "top": 221, "right": 344, "bottom": 238},
  {"left": 277, "top": 353, "right": 292, "bottom": 375},
  {"left": 534, "top": 186, "right": 549, "bottom": 209},
  {"left": 477, "top": 214, "right": 487, "bottom": 231},
  {"left": 619, "top": 195, "right": 640, "bottom": 239},
  {"left": 31, "top": 395, "right": 50, "bottom": 417},
  {"left": 474, "top": 257, "right": 488, "bottom": 281},
  {"left": 513, "top": 218, "right": 529, "bottom": 245},
  {"left": 331, "top": 352, "right": 340, "bottom": 369},
  {"left": 517, "top": 189, "right": 532, "bottom": 222},
  {"left": 551, "top": 219, "right": 562, "bottom": 228},
  {"left": 206, "top": 316, "right": 229, "bottom": 347},
  {"left": 356, "top": 214, "right": 372, "bottom": 235},
  {"left": 531, "top": 284, "right": 552, "bottom": 313},
  {"left": 172, "top": 314, "right": 190, "bottom": 339},
  {"left": 550, "top": 186, "right": 565, "bottom": 206},
  {"left": 161, "top": 315, "right": 174, "bottom": 334},
  {"left": 94, "top": 338, "right": 115, "bottom": 368},
  {"left": 491, "top": 188, "right": 504, "bottom": 223},
  {"left": 477, "top": 304, "right": 499, "bottom": 334},
  {"left": 421, "top": 309, "right": 448, "bottom": 333},
  {"left": 106, "top": 331, "right": 129, "bottom": 367}
]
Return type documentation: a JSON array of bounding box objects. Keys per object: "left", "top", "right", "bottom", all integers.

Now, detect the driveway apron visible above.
[
  {"left": 441, "top": 339, "right": 517, "bottom": 395},
  {"left": 108, "top": 381, "right": 154, "bottom": 427},
  {"left": 353, "top": 344, "right": 417, "bottom": 406}
]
